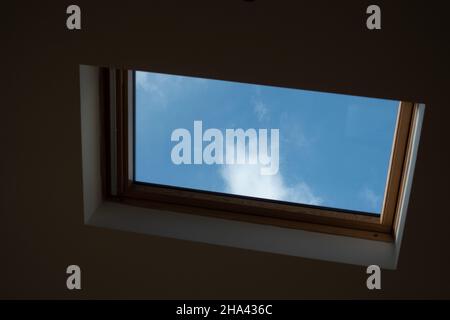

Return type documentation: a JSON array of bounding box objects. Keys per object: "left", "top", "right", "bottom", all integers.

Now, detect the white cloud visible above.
[
  {"left": 219, "top": 137, "right": 321, "bottom": 205},
  {"left": 220, "top": 163, "right": 322, "bottom": 205}
]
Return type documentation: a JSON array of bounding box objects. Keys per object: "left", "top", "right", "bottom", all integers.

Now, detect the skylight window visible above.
[
  {"left": 134, "top": 71, "right": 398, "bottom": 216},
  {"left": 102, "top": 68, "right": 417, "bottom": 241}
]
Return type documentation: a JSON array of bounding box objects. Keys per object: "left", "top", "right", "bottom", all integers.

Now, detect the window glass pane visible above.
[{"left": 135, "top": 70, "right": 399, "bottom": 215}]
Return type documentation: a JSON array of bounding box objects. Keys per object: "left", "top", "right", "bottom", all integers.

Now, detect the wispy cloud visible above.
[
  {"left": 251, "top": 87, "right": 270, "bottom": 122},
  {"left": 136, "top": 71, "right": 207, "bottom": 108},
  {"left": 279, "top": 112, "right": 311, "bottom": 150},
  {"left": 136, "top": 71, "right": 169, "bottom": 106},
  {"left": 360, "top": 186, "right": 380, "bottom": 212},
  {"left": 253, "top": 100, "right": 269, "bottom": 122}
]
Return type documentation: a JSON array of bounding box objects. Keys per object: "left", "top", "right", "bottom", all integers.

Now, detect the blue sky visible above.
[{"left": 135, "top": 70, "right": 399, "bottom": 214}]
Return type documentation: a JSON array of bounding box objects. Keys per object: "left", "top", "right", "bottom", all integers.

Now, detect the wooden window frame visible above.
[{"left": 100, "top": 68, "right": 418, "bottom": 242}]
